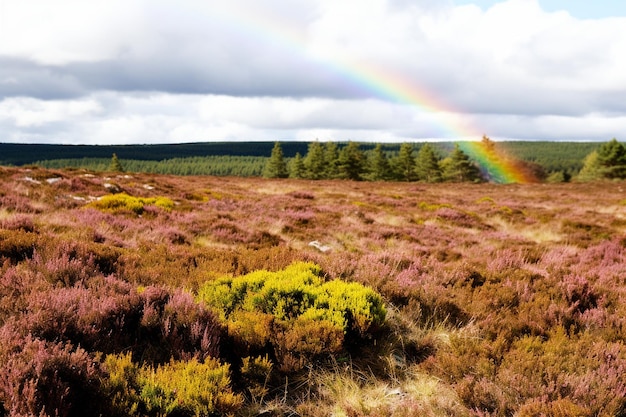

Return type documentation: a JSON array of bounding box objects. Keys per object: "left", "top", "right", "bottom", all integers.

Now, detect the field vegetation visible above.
[{"left": 1, "top": 165, "right": 626, "bottom": 416}]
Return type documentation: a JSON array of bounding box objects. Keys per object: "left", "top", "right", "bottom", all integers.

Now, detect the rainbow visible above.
[
  {"left": 458, "top": 140, "right": 538, "bottom": 184},
  {"left": 209, "top": 5, "right": 534, "bottom": 183}
]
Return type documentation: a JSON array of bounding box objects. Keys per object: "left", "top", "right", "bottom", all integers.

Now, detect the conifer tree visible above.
[
  {"left": 546, "top": 171, "right": 567, "bottom": 183},
  {"left": 596, "top": 138, "right": 626, "bottom": 179},
  {"left": 304, "top": 142, "right": 326, "bottom": 179},
  {"left": 481, "top": 135, "right": 497, "bottom": 154},
  {"left": 368, "top": 143, "right": 392, "bottom": 181},
  {"left": 578, "top": 139, "right": 626, "bottom": 180},
  {"left": 324, "top": 142, "right": 340, "bottom": 179},
  {"left": 290, "top": 152, "right": 306, "bottom": 179},
  {"left": 577, "top": 151, "right": 601, "bottom": 181},
  {"left": 263, "top": 142, "right": 289, "bottom": 178},
  {"left": 394, "top": 143, "right": 416, "bottom": 181},
  {"left": 442, "top": 144, "right": 483, "bottom": 182},
  {"left": 337, "top": 141, "right": 365, "bottom": 180},
  {"left": 109, "top": 153, "right": 125, "bottom": 172},
  {"left": 415, "top": 144, "right": 442, "bottom": 183}
]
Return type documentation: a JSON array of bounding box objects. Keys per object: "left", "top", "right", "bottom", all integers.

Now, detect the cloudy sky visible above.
[{"left": 1, "top": 0, "right": 625, "bottom": 144}]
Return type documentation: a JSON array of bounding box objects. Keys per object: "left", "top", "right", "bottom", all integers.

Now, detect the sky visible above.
[{"left": 0, "top": 0, "right": 625, "bottom": 145}]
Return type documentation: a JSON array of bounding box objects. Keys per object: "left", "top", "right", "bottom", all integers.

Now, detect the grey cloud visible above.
[
  {"left": 67, "top": 58, "right": 354, "bottom": 99},
  {"left": 588, "top": 90, "right": 626, "bottom": 115},
  {"left": 0, "top": 49, "right": 375, "bottom": 102},
  {"left": 0, "top": 3, "right": 616, "bottom": 119},
  {"left": 0, "top": 58, "right": 85, "bottom": 100}
]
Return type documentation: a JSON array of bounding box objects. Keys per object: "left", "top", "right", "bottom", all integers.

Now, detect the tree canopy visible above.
[
  {"left": 337, "top": 141, "right": 366, "bottom": 181},
  {"left": 109, "top": 153, "right": 125, "bottom": 172},
  {"left": 263, "top": 142, "right": 289, "bottom": 178},
  {"left": 394, "top": 143, "right": 416, "bottom": 182},
  {"left": 368, "top": 144, "right": 392, "bottom": 181},
  {"left": 304, "top": 142, "right": 326, "bottom": 180},
  {"left": 578, "top": 138, "right": 626, "bottom": 180},
  {"left": 441, "top": 144, "right": 483, "bottom": 182},
  {"left": 415, "top": 144, "right": 443, "bottom": 183}
]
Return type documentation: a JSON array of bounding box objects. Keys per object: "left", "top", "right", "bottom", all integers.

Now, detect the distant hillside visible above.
[
  {"left": 0, "top": 142, "right": 308, "bottom": 166},
  {"left": 497, "top": 141, "right": 599, "bottom": 175},
  {"left": 0, "top": 141, "right": 600, "bottom": 176}
]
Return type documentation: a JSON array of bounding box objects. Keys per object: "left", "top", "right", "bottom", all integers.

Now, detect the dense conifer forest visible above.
[{"left": 0, "top": 140, "right": 603, "bottom": 181}]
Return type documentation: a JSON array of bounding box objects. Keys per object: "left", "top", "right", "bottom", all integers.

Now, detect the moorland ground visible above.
[{"left": 1, "top": 165, "right": 626, "bottom": 416}]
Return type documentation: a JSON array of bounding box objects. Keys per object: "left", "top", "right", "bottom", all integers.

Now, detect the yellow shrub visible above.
[
  {"left": 313, "top": 280, "right": 387, "bottom": 334},
  {"left": 197, "top": 261, "right": 385, "bottom": 335},
  {"left": 197, "top": 262, "right": 386, "bottom": 371},
  {"left": 103, "top": 353, "right": 243, "bottom": 417},
  {"left": 103, "top": 352, "right": 141, "bottom": 415},
  {"left": 240, "top": 355, "right": 273, "bottom": 402},
  {"left": 418, "top": 201, "right": 452, "bottom": 211},
  {"left": 140, "top": 358, "right": 242, "bottom": 416},
  {"left": 86, "top": 193, "right": 174, "bottom": 215},
  {"left": 227, "top": 310, "right": 274, "bottom": 350}
]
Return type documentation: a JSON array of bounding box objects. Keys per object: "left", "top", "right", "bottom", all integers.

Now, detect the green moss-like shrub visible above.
[
  {"left": 103, "top": 353, "right": 242, "bottom": 417},
  {"left": 86, "top": 193, "right": 174, "bottom": 215},
  {"left": 198, "top": 262, "right": 386, "bottom": 334},
  {"left": 197, "top": 262, "right": 386, "bottom": 370}
]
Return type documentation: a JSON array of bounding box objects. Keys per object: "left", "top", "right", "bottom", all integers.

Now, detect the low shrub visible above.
[
  {"left": 31, "top": 247, "right": 99, "bottom": 287},
  {"left": 25, "top": 277, "right": 221, "bottom": 363},
  {"left": 272, "top": 317, "right": 344, "bottom": 372},
  {"left": 0, "top": 193, "right": 40, "bottom": 213},
  {"left": 0, "top": 266, "right": 43, "bottom": 326},
  {"left": 0, "top": 229, "right": 38, "bottom": 264},
  {"left": 0, "top": 335, "right": 107, "bottom": 417},
  {"left": 0, "top": 214, "right": 36, "bottom": 232},
  {"left": 197, "top": 262, "right": 386, "bottom": 371},
  {"left": 240, "top": 355, "right": 273, "bottom": 402},
  {"left": 86, "top": 193, "right": 174, "bottom": 215},
  {"left": 225, "top": 310, "right": 274, "bottom": 356},
  {"left": 517, "top": 398, "right": 590, "bottom": 417},
  {"left": 30, "top": 239, "right": 124, "bottom": 283},
  {"left": 103, "top": 353, "right": 243, "bottom": 417},
  {"left": 25, "top": 277, "right": 144, "bottom": 354}
]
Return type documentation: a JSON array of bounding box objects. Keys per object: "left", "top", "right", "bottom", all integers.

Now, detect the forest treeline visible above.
[
  {"left": 263, "top": 138, "right": 625, "bottom": 183},
  {"left": 33, "top": 155, "right": 267, "bottom": 177},
  {"left": 0, "top": 139, "right": 619, "bottom": 182}
]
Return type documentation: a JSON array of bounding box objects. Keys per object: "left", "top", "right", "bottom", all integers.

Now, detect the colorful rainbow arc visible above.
[
  {"left": 458, "top": 141, "right": 537, "bottom": 184},
  {"left": 211, "top": 5, "right": 534, "bottom": 183}
]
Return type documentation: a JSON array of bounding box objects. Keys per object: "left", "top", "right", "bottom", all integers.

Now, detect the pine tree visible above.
[
  {"left": 368, "top": 143, "right": 392, "bottom": 181},
  {"left": 323, "top": 142, "right": 340, "bottom": 179},
  {"left": 263, "top": 142, "right": 289, "bottom": 178},
  {"left": 577, "top": 151, "right": 601, "bottom": 181},
  {"left": 394, "top": 143, "right": 416, "bottom": 181},
  {"left": 337, "top": 141, "right": 366, "bottom": 180},
  {"left": 596, "top": 138, "right": 626, "bottom": 179},
  {"left": 304, "top": 142, "right": 326, "bottom": 179},
  {"left": 578, "top": 139, "right": 626, "bottom": 180},
  {"left": 289, "top": 152, "right": 306, "bottom": 179},
  {"left": 442, "top": 144, "right": 483, "bottom": 182},
  {"left": 109, "top": 153, "right": 125, "bottom": 172},
  {"left": 481, "top": 135, "right": 497, "bottom": 154},
  {"left": 415, "top": 144, "right": 442, "bottom": 183}
]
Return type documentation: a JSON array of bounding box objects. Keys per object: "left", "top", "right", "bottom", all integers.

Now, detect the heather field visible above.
[{"left": 2, "top": 165, "right": 626, "bottom": 416}]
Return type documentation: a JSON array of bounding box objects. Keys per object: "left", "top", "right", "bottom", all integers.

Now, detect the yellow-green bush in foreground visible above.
[
  {"left": 197, "top": 262, "right": 386, "bottom": 371},
  {"left": 87, "top": 193, "right": 174, "bottom": 214}
]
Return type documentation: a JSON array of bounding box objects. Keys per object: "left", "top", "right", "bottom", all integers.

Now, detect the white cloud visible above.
[
  {"left": 0, "top": 97, "right": 101, "bottom": 127},
  {"left": 1, "top": 0, "right": 625, "bottom": 143},
  {"left": 0, "top": 0, "right": 146, "bottom": 65}
]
